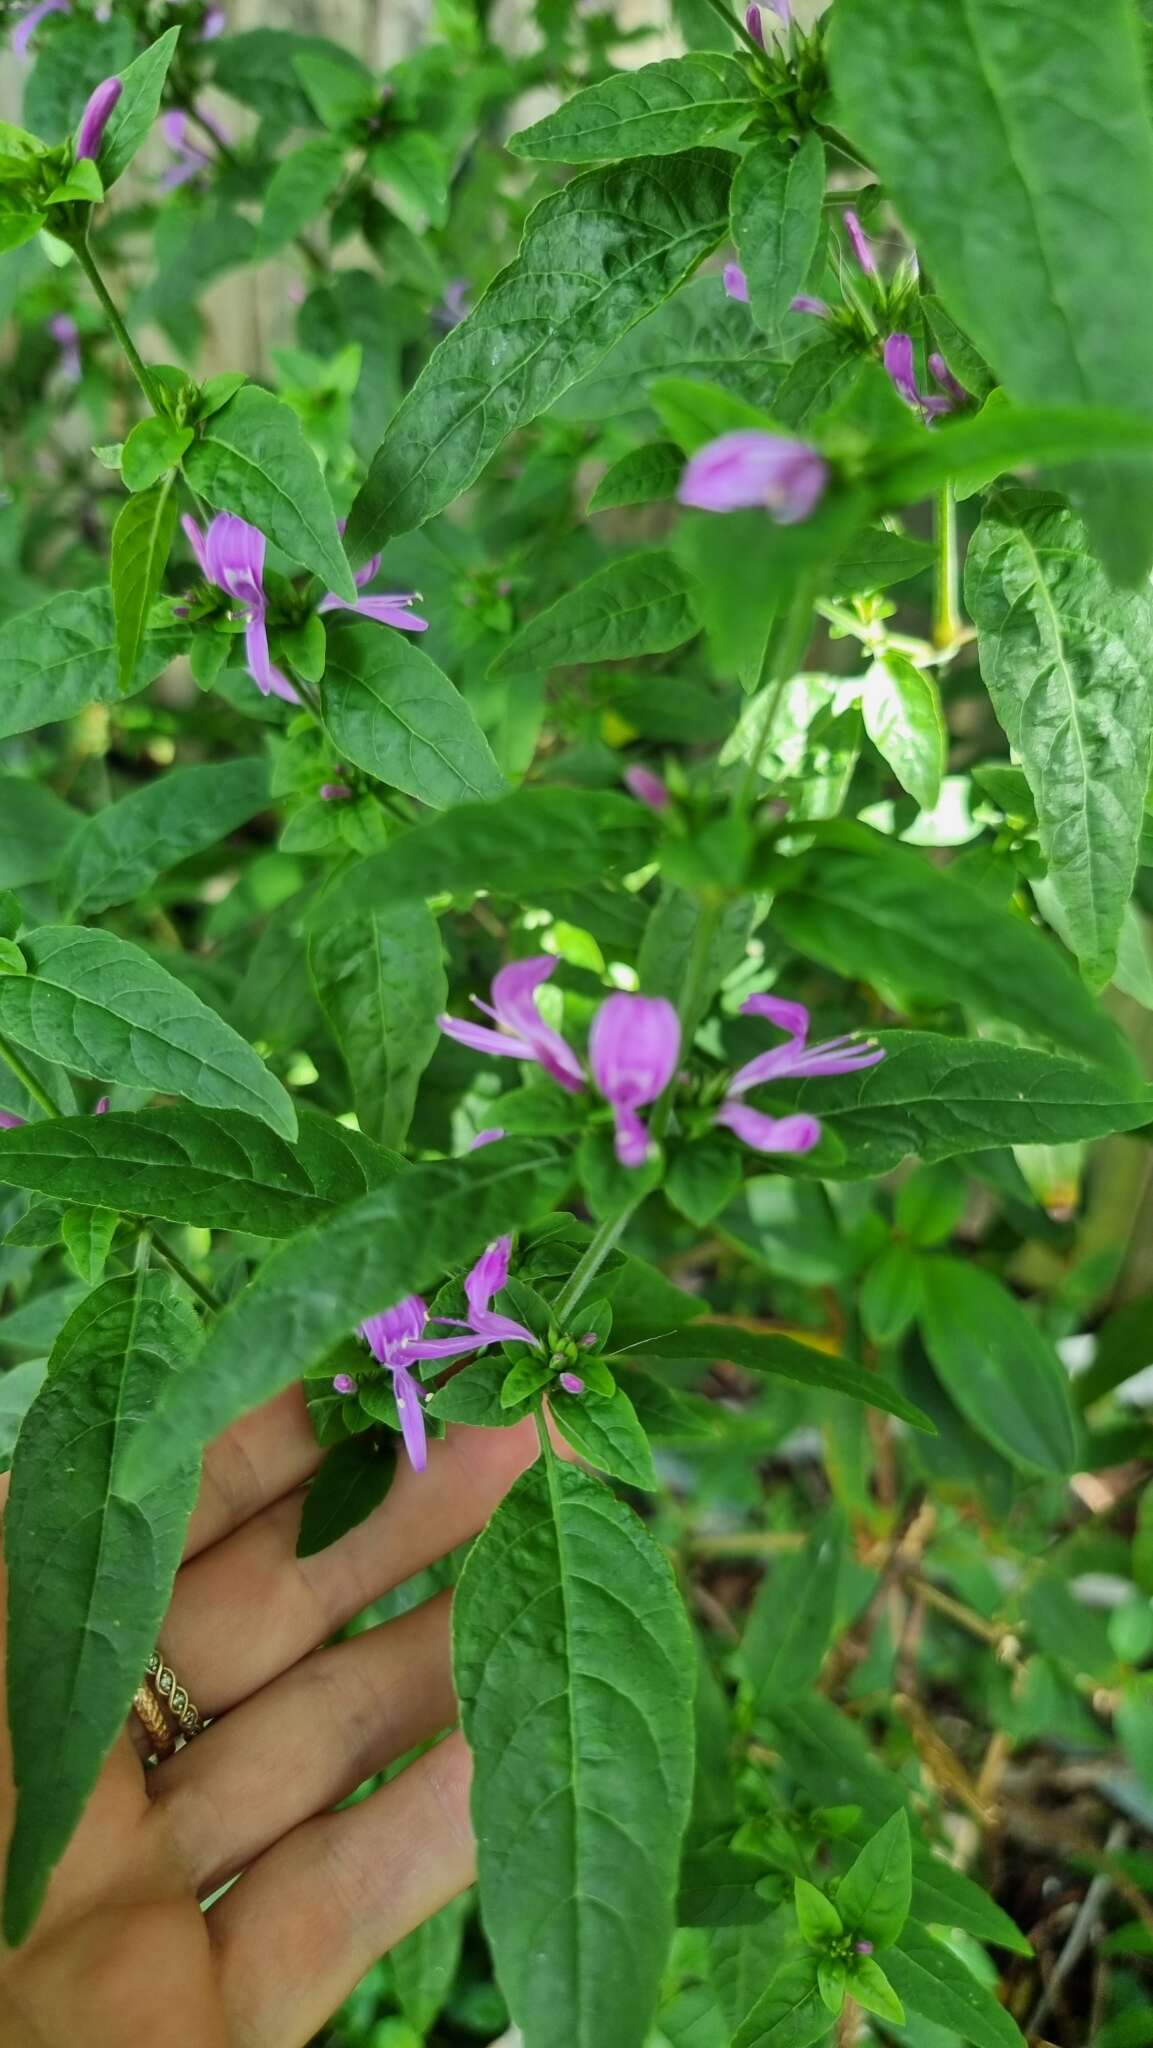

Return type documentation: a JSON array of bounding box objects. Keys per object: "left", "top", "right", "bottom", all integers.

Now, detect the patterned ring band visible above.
[
  {"left": 131, "top": 1682, "right": 176, "bottom": 1762},
  {"left": 146, "top": 1650, "right": 206, "bottom": 1739}
]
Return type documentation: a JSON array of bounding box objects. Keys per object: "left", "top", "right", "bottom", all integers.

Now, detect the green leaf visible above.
[
  {"left": 861, "top": 653, "right": 945, "bottom": 812},
  {"left": 830, "top": 525, "right": 935, "bottom": 598},
  {"left": 96, "top": 25, "right": 180, "bottom": 188},
  {"left": 454, "top": 1456, "right": 695, "bottom": 2048},
  {"left": 347, "top": 151, "right": 732, "bottom": 558},
  {"left": 730, "top": 133, "right": 825, "bottom": 333},
  {"left": 425, "top": 1355, "right": 531, "bottom": 1429},
  {"left": 2, "top": 1273, "right": 198, "bottom": 1943},
  {"left": 0, "top": 1106, "right": 394, "bottom": 1237},
  {"left": 788, "top": 1030, "right": 1153, "bottom": 1178},
  {"left": 370, "top": 131, "right": 451, "bottom": 233},
  {"left": 59, "top": 757, "right": 270, "bottom": 916},
  {"left": 771, "top": 830, "right": 1131, "bottom": 1074},
  {"left": 129, "top": 1139, "right": 569, "bottom": 1479},
  {"left": 860, "top": 1242, "right": 922, "bottom": 1346},
  {"left": 260, "top": 134, "right": 346, "bottom": 253},
  {"left": 60, "top": 1206, "right": 118, "bottom": 1286},
  {"left": 296, "top": 1432, "right": 396, "bottom": 1557},
  {"left": 0, "top": 927, "right": 297, "bottom": 1140},
  {"left": 829, "top": 0, "right": 1153, "bottom": 582},
  {"left": 0, "top": 1363, "right": 47, "bottom": 1476},
  {"left": 309, "top": 898, "right": 446, "bottom": 1148},
  {"left": 120, "top": 416, "right": 193, "bottom": 492},
  {"left": 184, "top": 384, "right": 355, "bottom": 600},
  {"left": 556, "top": 274, "right": 778, "bottom": 425},
  {"left": 848, "top": 1956, "right": 904, "bottom": 2026},
  {"left": 624, "top": 1324, "right": 934, "bottom": 1431},
  {"left": 794, "top": 1877, "right": 842, "bottom": 1949},
  {"left": 877, "top": 401, "right": 1153, "bottom": 509},
  {"left": 731, "top": 1954, "right": 830, "bottom": 2048},
  {"left": 834, "top": 1812, "right": 911, "bottom": 1949},
  {"left": 588, "top": 442, "right": 684, "bottom": 512},
  {"left": 0, "top": 778, "right": 79, "bottom": 887},
  {"left": 920, "top": 1257, "right": 1081, "bottom": 1475},
  {"left": 884, "top": 1923, "right": 1025, "bottom": 2048},
  {"left": 110, "top": 480, "right": 178, "bottom": 692},
  {"left": 390, "top": 1896, "right": 468, "bottom": 2037},
  {"left": 509, "top": 54, "right": 758, "bottom": 161},
  {"left": 321, "top": 616, "right": 505, "bottom": 808},
  {"left": 966, "top": 490, "right": 1153, "bottom": 986},
  {"left": 548, "top": 1384, "right": 658, "bottom": 1490},
  {"left": 0, "top": 588, "right": 183, "bottom": 741},
  {"left": 741, "top": 1511, "right": 842, "bottom": 1704},
  {"left": 666, "top": 1135, "right": 743, "bottom": 1229},
  {"left": 314, "top": 788, "right": 656, "bottom": 923},
  {"left": 638, "top": 888, "right": 755, "bottom": 1010},
  {"left": 293, "top": 49, "right": 378, "bottom": 130},
  {"left": 490, "top": 550, "right": 697, "bottom": 681}
]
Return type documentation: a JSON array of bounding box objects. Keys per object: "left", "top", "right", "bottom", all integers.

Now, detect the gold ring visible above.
[
  {"left": 146, "top": 1650, "right": 205, "bottom": 1740},
  {"left": 132, "top": 1682, "right": 176, "bottom": 1762}
]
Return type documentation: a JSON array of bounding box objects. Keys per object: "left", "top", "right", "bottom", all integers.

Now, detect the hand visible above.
[{"left": 0, "top": 1391, "right": 538, "bottom": 2047}]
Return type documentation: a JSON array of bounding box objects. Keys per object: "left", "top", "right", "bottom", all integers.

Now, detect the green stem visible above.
[
  {"left": 0, "top": 1035, "right": 60, "bottom": 1118},
  {"left": 74, "top": 235, "right": 159, "bottom": 412},
  {"left": 933, "top": 483, "right": 961, "bottom": 650},
  {"left": 149, "top": 1230, "right": 222, "bottom": 1312}
]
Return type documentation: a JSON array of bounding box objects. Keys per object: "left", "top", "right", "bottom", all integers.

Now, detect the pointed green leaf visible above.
[
  {"left": 0, "top": 928, "right": 296, "bottom": 1140},
  {"left": 0, "top": 589, "right": 184, "bottom": 740},
  {"left": 549, "top": 1384, "right": 658, "bottom": 1490},
  {"left": 454, "top": 1456, "right": 694, "bottom": 2048},
  {"left": 884, "top": 1923, "right": 1025, "bottom": 2048},
  {"left": 60, "top": 757, "right": 270, "bottom": 916},
  {"left": 310, "top": 897, "right": 445, "bottom": 1149},
  {"left": 97, "top": 26, "right": 180, "bottom": 187},
  {"left": 347, "top": 151, "right": 732, "bottom": 557},
  {"left": 120, "top": 416, "right": 193, "bottom": 493},
  {"left": 848, "top": 1956, "right": 904, "bottom": 2025},
  {"left": 509, "top": 54, "right": 759, "bottom": 161},
  {"left": 919, "top": 1257, "right": 1081, "bottom": 1475},
  {"left": 861, "top": 652, "right": 946, "bottom": 812},
  {"left": 184, "top": 385, "right": 355, "bottom": 600},
  {"left": 588, "top": 442, "right": 684, "bottom": 512},
  {"left": 966, "top": 490, "right": 1153, "bottom": 986},
  {"left": 2, "top": 1273, "right": 199, "bottom": 1943},
  {"left": 259, "top": 134, "right": 346, "bottom": 253},
  {"left": 741, "top": 1511, "right": 842, "bottom": 1704},
  {"left": 111, "top": 479, "right": 178, "bottom": 690},
  {"left": 730, "top": 133, "right": 825, "bottom": 334},
  {"left": 490, "top": 550, "right": 697, "bottom": 681},
  {"left": 296, "top": 1433, "right": 396, "bottom": 1558},
  {"left": 322, "top": 616, "right": 505, "bottom": 808},
  {"left": 622, "top": 1324, "right": 935, "bottom": 1431},
  {"left": 834, "top": 1812, "right": 911, "bottom": 1949},
  {"left": 731, "top": 1954, "right": 830, "bottom": 2048},
  {"left": 60, "top": 1206, "right": 118, "bottom": 1286},
  {"left": 794, "top": 1877, "right": 842, "bottom": 1947}
]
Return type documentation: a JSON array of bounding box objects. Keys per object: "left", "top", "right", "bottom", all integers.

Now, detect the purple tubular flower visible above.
[
  {"left": 790, "top": 294, "right": 830, "bottom": 319},
  {"left": 160, "top": 110, "right": 212, "bottom": 189},
  {"left": 332, "top": 1372, "right": 358, "bottom": 1396},
  {"left": 0, "top": 1111, "right": 25, "bottom": 1131},
  {"left": 410, "top": 1236, "right": 536, "bottom": 1361},
  {"left": 94, "top": 1096, "right": 110, "bottom": 1115},
  {"left": 319, "top": 529, "right": 428, "bottom": 633},
  {"left": 625, "top": 764, "right": 670, "bottom": 813},
  {"left": 559, "top": 1372, "right": 585, "bottom": 1395},
  {"left": 679, "top": 431, "right": 829, "bottom": 526},
  {"left": 744, "top": 4, "right": 765, "bottom": 46},
  {"left": 182, "top": 513, "right": 299, "bottom": 703},
  {"left": 715, "top": 995, "right": 884, "bottom": 1156},
  {"left": 843, "top": 208, "right": 877, "bottom": 277},
  {"left": 928, "top": 351, "right": 969, "bottom": 409},
  {"left": 468, "top": 1127, "right": 506, "bottom": 1150},
  {"left": 715, "top": 1102, "right": 821, "bottom": 1154},
  {"left": 12, "top": 0, "right": 68, "bottom": 58},
  {"left": 48, "top": 313, "right": 81, "bottom": 384},
  {"left": 360, "top": 1295, "right": 430, "bottom": 1472},
  {"left": 883, "top": 334, "right": 951, "bottom": 422},
  {"left": 855, "top": 1941, "right": 875, "bottom": 1957},
  {"left": 76, "top": 76, "right": 122, "bottom": 161},
  {"left": 438, "top": 955, "right": 585, "bottom": 1094},
  {"left": 723, "top": 262, "right": 750, "bottom": 303},
  {"left": 319, "top": 782, "right": 353, "bottom": 801},
  {"left": 589, "top": 992, "right": 681, "bottom": 1167}
]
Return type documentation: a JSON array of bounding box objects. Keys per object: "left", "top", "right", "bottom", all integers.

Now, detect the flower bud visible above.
[{"left": 76, "top": 75, "right": 122, "bottom": 161}]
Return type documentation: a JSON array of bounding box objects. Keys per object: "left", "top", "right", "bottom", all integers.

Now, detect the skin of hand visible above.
[{"left": 0, "top": 1389, "right": 539, "bottom": 2048}]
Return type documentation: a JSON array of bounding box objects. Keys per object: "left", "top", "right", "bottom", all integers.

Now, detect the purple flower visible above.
[
  {"left": 182, "top": 513, "right": 299, "bottom": 703},
  {"left": 854, "top": 1941, "right": 875, "bottom": 1957},
  {"left": 624, "top": 765, "right": 670, "bottom": 813},
  {"left": 160, "top": 110, "right": 212, "bottom": 189},
  {"left": 723, "top": 262, "right": 750, "bottom": 303},
  {"left": 320, "top": 781, "right": 353, "bottom": 801},
  {"left": 413, "top": 1235, "right": 536, "bottom": 1363},
  {"left": 0, "top": 1111, "right": 25, "bottom": 1131},
  {"left": 559, "top": 1371, "right": 585, "bottom": 1395},
  {"left": 201, "top": 5, "right": 226, "bottom": 35},
  {"left": 843, "top": 208, "right": 877, "bottom": 278},
  {"left": 359, "top": 1295, "right": 430, "bottom": 1473},
  {"left": 791, "top": 294, "right": 830, "bottom": 319},
  {"left": 927, "top": 351, "right": 969, "bottom": 410},
  {"left": 766, "top": 0, "right": 791, "bottom": 18},
  {"left": 48, "top": 313, "right": 81, "bottom": 384},
  {"left": 319, "top": 528, "right": 428, "bottom": 633},
  {"left": 12, "top": 0, "right": 68, "bottom": 58},
  {"left": 679, "top": 431, "right": 829, "bottom": 525},
  {"left": 468, "top": 1127, "right": 507, "bottom": 1150},
  {"left": 714, "top": 994, "right": 885, "bottom": 1156},
  {"left": 744, "top": 4, "right": 765, "bottom": 46},
  {"left": 332, "top": 1371, "right": 358, "bottom": 1396},
  {"left": 76, "top": 76, "right": 122, "bottom": 162},
  {"left": 438, "top": 955, "right": 585, "bottom": 1094},
  {"left": 882, "top": 333, "right": 952, "bottom": 422},
  {"left": 94, "top": 1096, "right": 110, "bottom": 1114},
  {"left": 433, "top": 279, "right": 470, "bottom": 332},
  {"left": 589, "top": 992, "right": 681, "bottom": 1167}
]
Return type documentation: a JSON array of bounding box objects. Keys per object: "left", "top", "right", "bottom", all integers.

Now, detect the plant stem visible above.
[
  {"left": 0, "top": 1035, "right": 60, "bottom": 1118},
  {"left": 73, "top": 235, "right": 160, "bottom": 412},
  {"left": 149, "top": 1229, "right": 222, "bottom": 1312},
  {"left": 933, "top": 483, "right": 961, "bottom": 650}
]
